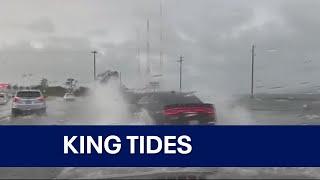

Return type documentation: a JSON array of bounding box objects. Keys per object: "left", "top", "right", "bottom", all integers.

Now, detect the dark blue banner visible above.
[{"left": 0, "top": 126, "right": 320, "bottom": 167}]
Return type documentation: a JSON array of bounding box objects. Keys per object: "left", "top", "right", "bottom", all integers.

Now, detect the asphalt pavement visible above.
[{"left": 1, "top": 95, "right": 320, "bottom": 179}]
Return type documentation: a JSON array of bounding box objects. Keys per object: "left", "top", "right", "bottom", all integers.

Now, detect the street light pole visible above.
[
  {"left": 119, "top": 71, "right": 122, "bottom": 86},
  {"left": 251, "top": 44, "right": 255, "bottom": 98},
  {"left": 91, "top": 51, "right": 98, "bottom": 81},
  {"left": 177, "top": 56, "right": 184, "bottom": 92}
]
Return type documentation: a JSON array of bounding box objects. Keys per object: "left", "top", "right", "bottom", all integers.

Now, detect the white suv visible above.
[
  {"left": 0, "top": 93, "right": 9, "bottom": 105},
  {"left": 11, "top": 90, "right": 46, "bottom": 116}
]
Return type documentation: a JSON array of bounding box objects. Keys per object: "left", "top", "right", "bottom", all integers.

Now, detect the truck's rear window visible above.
[
  {"left": 161, "top": 95, "right": 202, "bottom": 105},
  {"left": 150, "top": 93, "right": 203, "bottom": 106},
  {"left": 17, "top": 91, "right": 41, "bottom": 98}
]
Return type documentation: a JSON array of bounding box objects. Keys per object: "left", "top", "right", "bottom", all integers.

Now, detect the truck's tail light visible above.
[
  {"left": 163, "top": 104, "right": 215, "bottom": 116},
  {"left": 13, "top": 97, "right": 21, "bottom": 103},
  {"left": 37, "top": 96, "right": 45, "bottom": 102}
]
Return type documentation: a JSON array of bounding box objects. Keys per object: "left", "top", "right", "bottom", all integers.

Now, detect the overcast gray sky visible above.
[{"left": 0, "top": 0, "right": 320, "bottom": 95}]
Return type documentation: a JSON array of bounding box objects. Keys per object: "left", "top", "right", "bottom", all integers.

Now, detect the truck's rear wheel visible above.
[
  {"left": 11, "top": 109, "right": 19, "bottom": 117},
  {"left": 39, "top": 108, "right": 47, "bottom": 115}
]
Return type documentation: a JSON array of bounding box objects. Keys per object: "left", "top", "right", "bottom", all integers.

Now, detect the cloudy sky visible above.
[{"left": 0, "top": 0, "right": 320, "bottom": 95}]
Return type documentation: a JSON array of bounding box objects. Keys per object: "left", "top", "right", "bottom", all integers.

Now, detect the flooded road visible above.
[
  {"left": 2, "top": 94, "right": 320, "bottom": 126},
  {"left": 0, "top": 96, "right": 143, "bottom": 126},
  {"left": 1, "top": 94, "right": 320, "bottom": 179}
]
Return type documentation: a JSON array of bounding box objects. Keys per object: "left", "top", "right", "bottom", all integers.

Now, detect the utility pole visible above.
[
  {"left": 91, "top": 50, "right": 98, "bottom": 81},
  {"left": 251, "top": 44, "right": 255, "bottom": 98},
  {"left": 138, "top": 48, "right": 141, "bottom": 74},
  {"left": 146, "top": 19, "right": 151, "bottom": 75},
  {"left": 159, "top": 0, "right": 163, "bottom": 73},
  {"left": 119, "top": 72, "right": 122, "bottom": 86},
  {"left": 136, "top": 29, "right": 141, "bottom": 75},
  {"left": 177, "top": 56, "right": 184, "bottom": 92}
]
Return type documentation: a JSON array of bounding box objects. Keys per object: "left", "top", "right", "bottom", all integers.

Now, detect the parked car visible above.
[
  {"left": 63, "top": 93, "right": 76, "bottom": 101},
  {"left": 0, "top": 93, "right": 9, "bottom": 105},
  {"left": 11, "top": 90, "right": 46, "bottom": 116}
]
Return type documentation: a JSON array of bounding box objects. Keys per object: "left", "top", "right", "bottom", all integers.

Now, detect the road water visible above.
[{"left": 1, "top": 92, "right": 320, "bottom": 178}]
